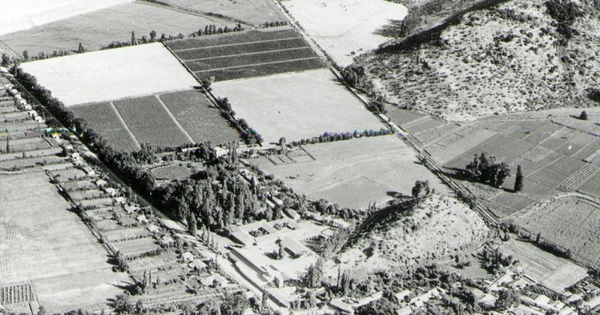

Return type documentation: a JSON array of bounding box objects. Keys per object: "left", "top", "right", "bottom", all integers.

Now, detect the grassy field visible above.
[
  {"left": 282, "top": 0, "right": 408, "bottom": 67},
  {"left": 21, "top": 43, "right": 198, "bottom": 106},
  {"left": 499, "top": 239, "right": 589, "bottom": 293},
  {"left": 168, "top": 29, "right": 324, "bottom": 81},
  {"left": 113, "top": 95, "right": 192, "bottom": 148},
  {"left": 248, "top": 135, "right": 450, "bottom": 209},
  {"left": 0, "top": 171, "right": 129, "bottom": 312},
  {"left": 69, "top": 102, "right": 140, "bottom": 152},
  {"left": 512, "top": 195, "right": 600, "bottom": 269},
  {"left": 0, "top": 0, "right": 132, "bottom": 37},
  {"left": 148, "top": 0, "right": 287, "bottom": 26},
  {"left": 159, "top": 90, "right": 239, "bottom": 144},
  {"left": 211, "top": 68, "right": 384, "bottom": 144},
  {"left": 0, "top": 2, "right": 234, "bottom": 57}
]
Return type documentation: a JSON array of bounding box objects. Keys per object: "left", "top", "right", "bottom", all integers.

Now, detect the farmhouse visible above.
[
  {"left": 201, "top": 274, "right": 227, "bottom": 287},
  {"left": 228, "top": 226, "right": 253, "bottom": 247},
  {"left": 329, "top": 298, "right": 353, "bottom": 314},
  {"left": 284, "top": 208, "right": 301, "bottom": 221},
  {"left": 188, "top": 259, "right": 208, "bottom": 271},
  {"left": 280, "top": 237, "right": 309, "bottom": 258}
]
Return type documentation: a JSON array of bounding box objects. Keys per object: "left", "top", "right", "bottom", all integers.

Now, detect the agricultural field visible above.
[
  {"left": 20, "top": 43, "right": 198, "bottom": 106},
  {"left": 113, "top": 95, "right": 192, "bottom": 148},
  {"left": 211, "top": 68, "right": 384, "bottom": 144},
  {"left": 148, "top": 0, "right": 287, "bottom": 26},
  {"left": 0, "top": 2, "right": 234, "bottom": 58},
  {"left": 281, "top": 0, "right": 408, "bottom": 67},
  {"left": 248, "top": 135, "right": 450, "bottom": 209},
  {"left": 499, "top": 239, "right": 589, "bottom": 293},
  {"left": 71, "top": 89, "right": 238, "bottom": 151},
  {"left": 69, "top": 102, "right": 140, "bottom": 152},
  {"left": 0, "top": 171, "right": 129, "bottom": 312},
  {"left": 0, "top": 0, "right": 132, "bottom": 38},
  {"left": 159, "top": 89, "right": 239, "bottom": 144},
  {"left": 510, "top": 195, "right": 600, "bottom": 269},
  {"left": 399, "top": 109, "right": 600, "bottom": 219},
  {"left": 327, "top": 194, "right": 489, "bottom": 276},
  {"left": 167, "top": 29, "right": 324, "bottom": 81}
]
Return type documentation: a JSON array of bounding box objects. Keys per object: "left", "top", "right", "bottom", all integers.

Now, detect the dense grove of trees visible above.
[
  {"left": 464, "top": 152, "right": 511, "bottom": 188},
  {"left": 545, "top": 0, "right": 582, "bottom": 40}
]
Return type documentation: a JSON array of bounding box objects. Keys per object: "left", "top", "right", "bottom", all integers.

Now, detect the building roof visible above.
[
  {"left": 280, "top": 236, "right": 309, "bottom": 256},
  {"left": 229, "top": 226, "right": 253, "bottom": 246}
]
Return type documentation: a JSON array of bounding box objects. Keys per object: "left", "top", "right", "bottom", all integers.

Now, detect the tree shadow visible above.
[
  {"left": 386, "top": 191, "right": 409, "bottom": 200},
  {"left": 373, "top": 19, "right": 406, "bottom": 38}
]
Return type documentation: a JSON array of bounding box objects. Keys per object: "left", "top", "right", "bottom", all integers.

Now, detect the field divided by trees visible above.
[{"left": 168, "top": 29, "right": 325, "bottom": 81}]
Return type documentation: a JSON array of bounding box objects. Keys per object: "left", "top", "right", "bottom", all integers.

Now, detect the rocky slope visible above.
[
  {"left": 349, "top": 0, "right": 600, "bottom": 121},
  {"left": 329, "top": 194, "right": 489, "bottom": 274}
]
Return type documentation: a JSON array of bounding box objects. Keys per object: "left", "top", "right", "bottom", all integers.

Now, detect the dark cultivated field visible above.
[
  {"left": 70, "top": 102, "right": 140, "bottom": 152},
  {"left": 113, "top": 96, "right": 191, "bottom": 148},
  {"left": 159, "top": 90, "right": 239, "bottom": 144},
  {"left": 70, "top": 90, "right": 238, "bottom": 151},
  {"left": 167, "top": 29, "right": 324, "bottom": 81}
]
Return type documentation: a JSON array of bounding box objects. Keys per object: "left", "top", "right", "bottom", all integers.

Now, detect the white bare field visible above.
[
  {"left": 282, "top": 0, "right": 407, "bottom": 67},
  {"left": 212, "top": 68, "right": 384, "bottom": 144},
  {"left": 21, "top": 43, "right": 198, "bottom": 106},
  {"left": 0, "top": 0, "right": 133, "bottom": 37}
]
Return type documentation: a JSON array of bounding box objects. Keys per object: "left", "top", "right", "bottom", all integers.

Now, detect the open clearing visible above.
[
  {"left": 281, "top": 0, "right": 408, "bottom": 67},
  {"left": 511, "top": 195, "right": 600, "bottom": 269},
  {"left": 211, "top": 68, "right": 383, "bottom": 144},
  {"left": 20, "top": 43, "right": 198, "bottom": 106},
  {"left": 168, "top": 29, "right": 324, "bottom": 81},
  {"left": 500, "top": 239, "right": 589, "bottom": 293},
  {"left": 248, "top": 135, "right": 450, "bottom": 209},
  {"left": 0, "top": 0, "right": 132, "bottom": 37},
  {"left": 148, "top": 0, "right": 286, "bottom": 26},
  {"left": 0, "top": 172, "right": 129, "bottom": 312},
  {"left": 0, "top": 2, "right": 233, "bottom": 57}
]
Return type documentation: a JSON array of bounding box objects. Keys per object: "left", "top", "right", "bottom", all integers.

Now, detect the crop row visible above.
[
  {"left": 185, "top": 47, "right": 317, "bottom": 72},
  {"left": 194, "top": 58, "right": 324, "bottom": 81},
  {"left": 167, "top": 29, "right": 299, "bottom": 51},
  {"left": 176, "top": 37, "right": 307, "bottom": 60}
]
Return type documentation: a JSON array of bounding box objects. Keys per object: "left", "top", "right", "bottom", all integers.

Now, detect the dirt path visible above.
[
  {"left": 153, "top": 94, "right": 195, "bottom": 143},
  {"left": 108, "top": 101, "right": 141, "bottom": 151}
]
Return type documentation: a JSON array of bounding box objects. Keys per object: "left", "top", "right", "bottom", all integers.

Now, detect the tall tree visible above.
[
  {"left": 131, "top": 31, "right": 137, "bottom": 46},
  {"left": 78, "top": 43, "right": 85, "bottom": 53},
  {"left": 22, "top": 50, "right": 29, "bottom": 61},
  {"left": 189, "top": 213, "right": 197, "bottom": 236},
  {"left": 580, "top": 110, "right": 588, "bottom": 120},
  {"left": 514, "top": 165, "right": 524, "bottom": 192}
]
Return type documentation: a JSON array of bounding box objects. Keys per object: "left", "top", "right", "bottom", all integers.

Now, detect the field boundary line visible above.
[
  {"left": 172, "top": 37, "right": 302, "bottom": 52},
  {"left": 107, "top": 102, "right": 142, "bottom": 151},
  {"left": 154, "top": 95, "right": 195, "bottom": 143},
  {"left": 183, "top": 47, "right": 312, "bottom": 62},
  {"left": 193, "top": 56, "right": 320, "bottom": 72}
]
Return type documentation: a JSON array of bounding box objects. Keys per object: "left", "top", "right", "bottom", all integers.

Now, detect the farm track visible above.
[
  {"left": 153, "top": 95, "right": 195, "bottom": 143},
  {"left": 193, "top": 56, "right": 321, "bottom": 72},
  {"left": 108, "top": 102, "right": 141, "bottom": 151}
]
